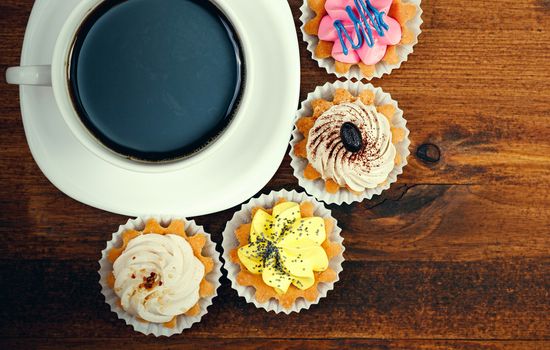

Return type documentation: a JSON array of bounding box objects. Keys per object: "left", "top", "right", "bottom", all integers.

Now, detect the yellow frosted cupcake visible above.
[{"left": 222, "top": 190, "right": 345, "bottom": 313}]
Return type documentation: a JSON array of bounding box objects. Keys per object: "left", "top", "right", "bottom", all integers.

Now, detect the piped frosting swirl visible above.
[
  {"left": 306, "top": 100, "right": 396, "bottom": 192},
  {"left": 319, "top": 0, "right": 402, "bottom": 65},
  {"left": 112, "top": 233, "right": 205, "bottom": 323}
]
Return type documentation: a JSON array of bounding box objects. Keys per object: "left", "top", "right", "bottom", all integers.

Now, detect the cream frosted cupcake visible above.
[
  {"left": 99, "top": 217, "right": 222, "bottom": 336},
  {"left": 221, "top": 190, "right": 345, "bottom": 314},
  {"left": 290, "top": 81, "right": 410, "bottom": 204},
  {"left": 301, "top": 0, "right": 423, "bottom": 80}
]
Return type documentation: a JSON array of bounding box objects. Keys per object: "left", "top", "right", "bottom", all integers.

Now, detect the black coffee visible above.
[{"left": 69, "top": 0, "right": 243, "bottom": 162}]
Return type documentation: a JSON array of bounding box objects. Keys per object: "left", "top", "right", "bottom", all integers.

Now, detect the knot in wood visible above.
[{"left": 416, "top": 143, "right": 441, "bottom": 163}]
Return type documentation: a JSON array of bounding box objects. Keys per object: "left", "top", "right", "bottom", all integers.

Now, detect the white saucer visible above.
[{"left": 19, "top": 0, "right": 300, "bottom": 217}]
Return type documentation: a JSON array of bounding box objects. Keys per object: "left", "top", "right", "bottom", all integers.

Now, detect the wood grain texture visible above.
[
  {"left": 1, "top": 259, "right": 548, "bottom": 339},
  {"left": 0, "top": 0, "right": 549, "bottom": 349},
  {"left": 2, "top": 339, "right": 550, "bottom": 350}
]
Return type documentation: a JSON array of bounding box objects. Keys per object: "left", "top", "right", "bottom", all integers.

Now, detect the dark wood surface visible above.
[{"left": 1, "top": 0, "right": 549, "bottom": 349}]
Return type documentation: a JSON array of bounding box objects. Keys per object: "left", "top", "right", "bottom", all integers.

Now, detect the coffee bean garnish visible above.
[{"left": 340, "top": 122, "right": 363, "bottom": 153}]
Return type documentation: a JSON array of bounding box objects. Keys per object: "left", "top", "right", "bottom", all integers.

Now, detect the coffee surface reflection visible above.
[{"left": 69, "top": 0, "right": 244, "bottom": 162}]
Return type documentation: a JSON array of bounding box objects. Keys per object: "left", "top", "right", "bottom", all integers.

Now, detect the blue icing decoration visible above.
[{"left": 333, "top": 0, "right": 390, "bottom": 55}]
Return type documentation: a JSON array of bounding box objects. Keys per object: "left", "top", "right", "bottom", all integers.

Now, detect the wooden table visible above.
[{"left": 1, "top": 0, "right": 549, "bottom": 349}]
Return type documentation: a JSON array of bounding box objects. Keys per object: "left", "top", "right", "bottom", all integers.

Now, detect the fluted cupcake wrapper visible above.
[
  {"left": 290, "top": 80, "right": 410, "bottom": 205},
  {"left": 221, "top": 189, "right": 345, "bottom": 314},
  {"left": 300, "top": 0, "right": 423, "bottom": 80},
  {"left": 98, "top": 216, "right": 222, "bottom": 337}
]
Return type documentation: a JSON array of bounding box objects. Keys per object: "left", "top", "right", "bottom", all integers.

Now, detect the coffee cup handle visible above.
[{"left": 5, "top": 66, "right": 52, "bottom": 86}]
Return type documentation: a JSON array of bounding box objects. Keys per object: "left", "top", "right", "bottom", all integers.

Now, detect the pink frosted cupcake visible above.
[{"left": 301, "top": 0, "right": 422, "bottom": 80}]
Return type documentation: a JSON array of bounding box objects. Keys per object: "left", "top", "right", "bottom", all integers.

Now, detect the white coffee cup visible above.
[{"left": 6, "top": 0, "right": 249, "bottom": 173}]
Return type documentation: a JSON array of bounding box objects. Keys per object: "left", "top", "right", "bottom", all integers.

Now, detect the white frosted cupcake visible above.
[
  {"left": 221, "top": 189, "right": 345, "bottom": 314},
  {"left": 301, "top": 0, "right": 423, "bottom": 80},
  {"left": 290, "top": 81, "right": 410, "bottom": 204},
  {"left": 98, "top": 216, "right": 222, "bottom": 336}
]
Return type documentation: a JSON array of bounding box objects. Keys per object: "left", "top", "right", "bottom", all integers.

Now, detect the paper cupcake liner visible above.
[
  {"left": 290, "top": 80, "right": 410, "bottom": 205},
  {"left": 300, "top": 0, "right": 423, "bottom": 80},
  {"left": 98, "top": 216, "right": 222, "bottom": 337},
  {"left": 221, "top": 189, "right": 345, "bottom": 314}
]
